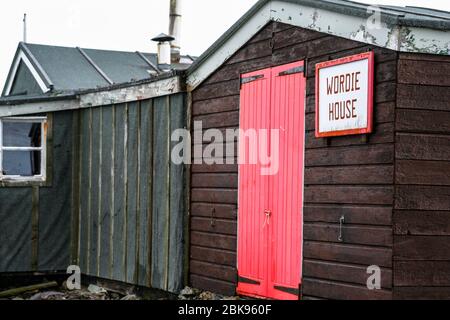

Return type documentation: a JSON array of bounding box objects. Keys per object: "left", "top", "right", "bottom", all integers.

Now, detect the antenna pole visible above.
[{"left": 23, "top": 13, "right": 27, "bottom": 43}]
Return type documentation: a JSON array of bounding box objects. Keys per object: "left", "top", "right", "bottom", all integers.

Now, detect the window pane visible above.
[
  {"left": 2, "top": 151, "right": 41, "bottom": 176},
  {"left": 2, "top": 122, "right": 42, "bottom": 147}
]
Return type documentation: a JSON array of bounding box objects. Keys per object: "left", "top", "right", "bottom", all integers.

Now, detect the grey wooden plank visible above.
[
  {"left": 31, "top": 186, "right": 39, "bottom": 271},
  {"left": 151, "top": 96, "right": 170, "bottom": 290},
  {"left": 126, "top": 102, "right": 139, "bottom": 283},
  {"left": 79, "top": 109, "right": 91, "bottom": 274},
  {"left": 0, "top": 189, "right": 32, "bottom": 272},
  {"left": 112, "top": 104, "right": 127, "bottom": 282},
  {"left": 99, "top": 107, "right": 114, "bottom": 279},
  {"left": 38, "top": 111, "right": 74, "bottom": 271},
  {"left": 138, "top": 100, "right": 153, "bottom": 286},
  {"left": 89, "top": 108, "right": 101, "bottom": 276},
  {"left": 168, "top": 93, "right": 186, "bottom": 292},
  {"left": 71, "top": 110, "right": 81, "bottom": 266}
]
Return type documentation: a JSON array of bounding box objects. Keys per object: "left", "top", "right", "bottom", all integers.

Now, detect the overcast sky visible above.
[{"left": 1, "top": 0, "right": 449, "bottom": 89}]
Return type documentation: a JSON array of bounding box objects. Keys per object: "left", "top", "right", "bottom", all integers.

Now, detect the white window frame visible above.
[
  {"left": 3, "top": 51, "right": 49, "bottom": 96},
  {"left": 0, "top": 116, "right": 47, "bottom": 182}
]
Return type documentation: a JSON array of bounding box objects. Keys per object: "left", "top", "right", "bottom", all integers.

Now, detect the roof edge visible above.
[
  {"left": 1, "top": 47, "right": 21, "bottom": 97},
  {"left": 186, "top": 0, "right": 450, "bottom": 90},
  {"left": 0, "top": 72, "right": 186, "bottom": 117},
  {"left": 1, "top": 44, "right": 53, "bottom": 97},
  {"left": 19, "top": 42, "right": 54, "bottom": 89}
]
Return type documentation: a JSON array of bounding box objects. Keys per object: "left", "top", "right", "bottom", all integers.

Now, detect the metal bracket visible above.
[
  {"left": 304, "top": 58, "right": 308, "bottom": 78},
  {"left": 338, "top": 215, "right": 345, "bottom": 242},
  {"left": 274, "top": 285, "right": 300, "bottom": 296},
  {"left": 238, "top": 276, "right": 261, "bottom": 286},
  {"left": 278, "top": 66, "right": 305, "bottom": 77},
  {"left": 241, "top": 74, "right": 264, "bottom": 86}
]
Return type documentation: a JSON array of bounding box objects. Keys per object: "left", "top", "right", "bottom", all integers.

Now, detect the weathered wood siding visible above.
[
  {"left": 190, "top": 22, "right": 397, "bottom": 298},
  {"left": 0, "top": 112, "right": 73, "bottom": 273},
  {"left": 75, "top": 94, "right": 186, "bottom": 293},
  {"left": 393, "top": 53, "right": 450, "bottom": 300}
]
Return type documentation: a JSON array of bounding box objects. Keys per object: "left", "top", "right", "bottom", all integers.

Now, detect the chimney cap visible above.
[{"left": 152, "top": 33, "right": 175, "bottom": 42}]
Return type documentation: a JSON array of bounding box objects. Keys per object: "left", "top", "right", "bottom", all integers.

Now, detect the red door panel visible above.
[
  {"left": 237, "top": 61, "right": 305, "bottom": 300},
  {"left": 237, "top": 68, "right": 271, "bottom": 298},
  {"left": 268, "top": 61, "right": 305, "bottom": 300}
]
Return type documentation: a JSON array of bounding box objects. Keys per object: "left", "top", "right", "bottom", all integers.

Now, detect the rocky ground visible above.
[
  {"left": 6, "top": 284, "right": 140, "bottom": 301},
  {"left": 178, "top": 286, "right": 240, "bottom": 300},
  {"left": 1, "top": 283, "right": 239, "bottom": 301}
]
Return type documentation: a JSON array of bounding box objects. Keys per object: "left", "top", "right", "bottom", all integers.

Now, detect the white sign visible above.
[{"left": 315, "top": 52, "right": 374, "bottom": 138}]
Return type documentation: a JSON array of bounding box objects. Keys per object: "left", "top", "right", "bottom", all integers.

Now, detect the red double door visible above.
[{"left": 237, "top": 61, "right": 305, "bottom": 300}]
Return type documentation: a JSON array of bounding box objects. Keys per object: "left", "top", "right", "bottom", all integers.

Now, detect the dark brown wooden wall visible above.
[
  {"left": 190, "top": 22, "right": 398, "bottom": 298},
  {"left": 393, "top": 53, "right": 450, "bottom": 299}
]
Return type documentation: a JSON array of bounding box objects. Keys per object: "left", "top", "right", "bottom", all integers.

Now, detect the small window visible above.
[{"left": 0, "top": 117, "right": 47, "bottom": 181}]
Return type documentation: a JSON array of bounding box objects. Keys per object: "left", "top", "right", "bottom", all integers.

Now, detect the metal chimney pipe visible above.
[
  {"left": 169, "top": 0, "right": 182, "bottom": 63},
  {"left": 157, "top": 41, "right": 172, "bottom": 66},
  {"left": 23, "top": 13, "right": 27, "bottom": 43},
  {"left": 152, "top": 33, "right": 174, "bottom": 67}
]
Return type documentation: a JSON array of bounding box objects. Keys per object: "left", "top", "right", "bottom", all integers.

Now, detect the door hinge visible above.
[
  {"left": 238, "top": 276, "right": 261, "bottom": 286},
  {"left": 278, "top": 66, "right": 304, "bottom": 77},
  {"left": 241, "top": 74, "right": 264, "bottom": 86},
  {"left": 274, "top": 285, "right": 300, "bottom": 296}
]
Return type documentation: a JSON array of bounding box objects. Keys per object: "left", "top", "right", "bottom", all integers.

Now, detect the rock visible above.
[
  {"left": 180, "top": 287, "right": 195, "bottom": 297},
  {"left": 109, "top": 292, "right": 122, "bottom": 300},
  {"left": 178, "top": 286, "right": 202, "bottom": 300},
  {"left": 87, "top": 284, "right": 107, "bottom": 295},
  {"left": 121, "top": 294, "right": 139, "bottom": 300},
  {"left": 30, "top": 291, "right": 65, "bottom": 300},
  {"left": 199, "top": 291, "right": 217, "bottom": 300},
  {"left": 223, "top": 296, "right": 240, "bottom": 300}
]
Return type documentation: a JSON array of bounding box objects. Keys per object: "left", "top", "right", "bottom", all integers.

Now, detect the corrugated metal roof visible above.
[
  {"left": 0, "top": 69, "right": 184, "bottom": 106},
  {"left": 25, "top": 43, "right": 110, "bottom": 90},
  {"left": 2, "top": 42, "right": 194, "bottom": 97}
]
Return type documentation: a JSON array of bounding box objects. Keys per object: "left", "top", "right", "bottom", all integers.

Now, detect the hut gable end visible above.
[{"left": 190, "top": 21, "right": 398, "bottom": 298}]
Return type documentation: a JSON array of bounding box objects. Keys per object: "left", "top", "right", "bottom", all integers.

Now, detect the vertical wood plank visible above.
[
  {"left": 147, "top": 101, "right": 154, "bottom": 287},
  {"left": 151, "top": 96, "right": 170, "bottom": 290},
  {"left": 31, "top": 186, "right": 39, "bottom": 271},
  {"left": 168, "top": 93, "right": 186, "bottom": 292},
  {"left": 138, "top": 100, "right": 153, "bottom": 286},
  {"left": 79, "top": 109, "right": 91, "bottom": 274},
  {"left": 126, "top": 102, "right": 139, "bottom": 283},
  {"left": 184, "top": 92, "right": 192, "bottom": 288},
  {"left": 71, "top": 110, "right": 81, "bottom": 266},
  {"left": 90, "top": 108, "right": 101, "bottom": 276},
  {"left": 99, "top": 107, "right": 113, "bottom": 278},
  {"left": 112, "top": 104, "right": 127, "bottom": 282},
  {"left": 165, "top": 96, "right": 171, "bottom": 291},
  {"left": 109, "top": 106, "right": 116, "bottom": 279}
]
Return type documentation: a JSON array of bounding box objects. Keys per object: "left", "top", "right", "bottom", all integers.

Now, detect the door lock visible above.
[{"left": 263, "top": 210, "right": 272, "bottom": 228}]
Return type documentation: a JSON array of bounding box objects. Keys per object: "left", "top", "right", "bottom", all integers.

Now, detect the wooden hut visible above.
[
  {"left": 0, "top": 43, "right": 191, "bottom": 293},
  {"left": 1, "top": 0, "right": 449, "bottom": 301},
  {"left": 185, "top": 0, "right": 450, "bottom": 300}
]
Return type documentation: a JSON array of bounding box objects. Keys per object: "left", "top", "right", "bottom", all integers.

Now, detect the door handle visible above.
[
  {"left": 263, "top": 210, "right": 272, "bottom": 228},
  {"left": 338, "top": 215, "right": 345, "bottom": 242}
]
